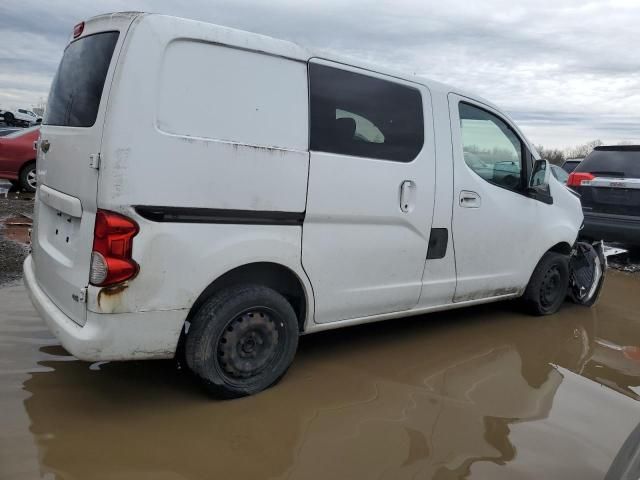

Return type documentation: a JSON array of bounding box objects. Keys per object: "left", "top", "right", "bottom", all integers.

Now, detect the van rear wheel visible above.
[
  {"left": 185, "top": 285, "right": 299, "bottom": 398},
  {"left": 522, "top": 252, "right": 569, "bottom": 316}
]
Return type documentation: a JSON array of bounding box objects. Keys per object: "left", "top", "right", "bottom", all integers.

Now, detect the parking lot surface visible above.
[{"left": 2, "top": 269, "right": 640, "bottom": 479}]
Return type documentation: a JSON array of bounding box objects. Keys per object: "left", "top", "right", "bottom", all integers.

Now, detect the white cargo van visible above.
[{"left": 24, "top": 12, "right": 593, "bottom": 397}]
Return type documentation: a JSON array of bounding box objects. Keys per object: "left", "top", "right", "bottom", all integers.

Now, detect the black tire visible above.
[
  {"left": 19, "top": 162, "right": 36, "bottom": 193},
  {"left": 185, "top": 284, "right": 299, "bottom": 398},
  {"left": 3, "top": 112, "right": 14, "bottom": 126},
  {"left": 522, "top": 252, "right": 570, "bottom": 316}
]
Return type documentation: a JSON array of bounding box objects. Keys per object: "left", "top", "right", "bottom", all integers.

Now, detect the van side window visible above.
[
  {"left": 310, "top": 63, "right": 423, "bottom": 162},
  {"left": 459, "top": 102, "right": 523, "bottom": 190}
]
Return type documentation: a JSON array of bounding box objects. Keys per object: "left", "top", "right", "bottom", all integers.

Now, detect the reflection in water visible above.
[{"left": 1, "top": 272, "right": 639, "bottom": 479}]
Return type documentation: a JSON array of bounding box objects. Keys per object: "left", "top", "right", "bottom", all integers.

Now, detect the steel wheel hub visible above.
[
  {"left": 217, "top": 310, "right": 279, "bottom": 379},
  {"left": 27, "top": 169, "right": 37, "bottom": 189}
]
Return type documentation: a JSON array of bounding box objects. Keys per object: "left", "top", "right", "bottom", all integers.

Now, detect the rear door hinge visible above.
[
  {"left": 89, "top": 153, "right": 101, "bottom": 170},
  {"left": 72, "top": 287, "right": 87, "bottom": 303}
]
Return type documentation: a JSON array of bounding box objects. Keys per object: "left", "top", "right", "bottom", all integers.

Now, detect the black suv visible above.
[{"left": 568, "top": 146, "right": 640, "bottom": 246}]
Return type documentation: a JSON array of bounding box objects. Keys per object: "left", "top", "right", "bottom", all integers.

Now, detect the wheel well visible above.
[
  {"left": 524, "top": 242, "right": 573, "bottom": 290},
  {"left": 548, "top": 242, "right": 572, "bottom": 256},
  {"left": 183, "top": 262, "right": 308, "bottom": 337},
  {"left": 20, "top": 160, "right": 35, "bottom": 173}
]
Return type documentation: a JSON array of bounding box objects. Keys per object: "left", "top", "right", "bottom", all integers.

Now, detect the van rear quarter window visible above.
[
  {"left": 45, "top": 32, "right": 119, "bottom": 128},
  {"left": 156, "top": 41, "right": 308, "bottom": 150},
  {"left": 309, "top": 63, "right": 424, "bottom": 162}
]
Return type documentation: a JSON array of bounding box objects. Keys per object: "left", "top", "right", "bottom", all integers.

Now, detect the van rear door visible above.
[{"left": 33, "top": 14, "right": 138, "bottom": 326}]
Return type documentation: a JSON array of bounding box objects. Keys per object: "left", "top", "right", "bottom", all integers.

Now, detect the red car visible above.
[{"left": 0, "top": 127, "right": 39, "bottom": 192}]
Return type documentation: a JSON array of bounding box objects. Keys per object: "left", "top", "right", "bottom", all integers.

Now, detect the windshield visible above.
[{"left": 45, "top": 31, "right": 119, "bottom": 127}]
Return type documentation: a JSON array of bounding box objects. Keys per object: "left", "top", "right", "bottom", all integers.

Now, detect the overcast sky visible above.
[{"left": 1, "top": 0, "right": 638, "bottom": 148}]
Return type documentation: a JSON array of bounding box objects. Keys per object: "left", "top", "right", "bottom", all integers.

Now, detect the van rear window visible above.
[{"left": 45, "top": 32, "right": 119, "bottom": 127}]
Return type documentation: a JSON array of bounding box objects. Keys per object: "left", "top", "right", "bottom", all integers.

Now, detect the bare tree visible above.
[
  {"left": 534, "top": 145, "right": 565, "bottom": 165},
  {"left": 565, "top": 139, "right": 603, "bottom": 159}
]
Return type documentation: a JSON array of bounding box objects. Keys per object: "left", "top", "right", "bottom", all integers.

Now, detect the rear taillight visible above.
[
  {"left": 567, "top": 172, "right": 595, "bottom": 187},
  {"left": 90, "top": 210, "right": 139, "bottom": 286},
  {"left": 73, "top": 21, "right": 84, "bottom": 39}
]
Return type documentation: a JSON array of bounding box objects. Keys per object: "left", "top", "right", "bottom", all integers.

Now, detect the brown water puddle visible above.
[
  {"left": 1, "top": 272, "right": 640, "bottom": 479},
  {"left": 2, "top": 215, "right": 32, "bottom": 244}
]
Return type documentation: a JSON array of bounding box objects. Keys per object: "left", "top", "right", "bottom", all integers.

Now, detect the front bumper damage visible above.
[{"left": 568, "top": 241, "right": 606, "bottom": 307}]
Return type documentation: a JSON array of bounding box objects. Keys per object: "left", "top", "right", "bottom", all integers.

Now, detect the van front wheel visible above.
[
  {"left": 185, "top": 285, "right": 299, "bottom": 398},
  {"left": 522, "top": 252, "right": 569, "bottom": 316}
]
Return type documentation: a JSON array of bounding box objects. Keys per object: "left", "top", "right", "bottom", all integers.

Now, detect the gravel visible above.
[{"left": 0, "top": 197, "right": 33, "bottom": 287}]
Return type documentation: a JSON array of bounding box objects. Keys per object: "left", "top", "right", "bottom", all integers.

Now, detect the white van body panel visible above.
[
  {"left": 99, "top": 15, "right": 309, "bottom": 214},
  {"left": 302, "top": 59, "right": 439, "bottom": 324},
  {"left": 25, "top": 255, "right": 183, "bottom": 360},
  {"left": 415, "top": 90, "right": 457, "bottom": 308},
  {"left": 447, "top": 93, "right": 582, "bottom": 301},
  {"left": 32, "top": 13, "right": 137, "bottom": 327},
  {"left": 86, "top": 223, "right": 313, "bottom": 319},
  {"left": 89, "top": 13, "right": 313, "bottom": 320},
  {"left": 25, "top": 12, "right": 583, "bottom": 361}
]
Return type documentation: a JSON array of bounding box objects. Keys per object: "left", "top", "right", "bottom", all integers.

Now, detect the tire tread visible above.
[{"left": 522, "top": 252, "right": 569, "bottom": 316}]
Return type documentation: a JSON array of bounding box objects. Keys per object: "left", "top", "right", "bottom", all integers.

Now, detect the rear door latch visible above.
[{"left": 89, "top": 153, "right": 101, "bottom": 170}]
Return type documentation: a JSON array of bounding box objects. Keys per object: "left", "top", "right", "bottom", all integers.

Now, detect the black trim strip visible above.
[
  {"left": 426, "top": 228, "right": 448, "bottom": 259},
  {"left": 134, "top": 206, "right": 305, "bottom": 225}
]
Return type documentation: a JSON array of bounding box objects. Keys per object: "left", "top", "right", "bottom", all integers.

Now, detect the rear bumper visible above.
[
  {"left": 23, "top": 255, "right": 186, "bottom": 361},
  {"left": 581, "top": 211, "right": 640, "bottom": 246}
]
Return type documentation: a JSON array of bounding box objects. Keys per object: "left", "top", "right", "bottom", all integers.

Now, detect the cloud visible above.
[{"left": 1, "top": 0, "right": 638, "bottom": 148}]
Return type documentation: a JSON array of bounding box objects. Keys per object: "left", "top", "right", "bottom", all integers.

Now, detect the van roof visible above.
[{"left": 91, "top": 12, "right": 497, "bottom": 110}]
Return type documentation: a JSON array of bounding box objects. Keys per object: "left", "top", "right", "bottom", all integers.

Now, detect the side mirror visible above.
[
  {"left": 528, "top": 159, "right": 553, "bottom": 204},
  {"left": 529, "top": 159, "right": 550, "bottom": 188}
]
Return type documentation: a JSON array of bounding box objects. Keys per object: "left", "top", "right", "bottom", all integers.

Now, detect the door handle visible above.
[
  {"left": 459, "top": 190, "right": 481, "bottom": 208},
  {"left": 400, "top": 180, "right": 415, "bottom": 213}
]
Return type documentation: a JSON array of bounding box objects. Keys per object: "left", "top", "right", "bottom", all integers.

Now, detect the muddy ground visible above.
[
  {"left": 2, "top": 269, "right": 640, "bottom": 479},
  {"left": 0, "top": 191, "right": 33, "bottom": 286},
  {"left": 1, "top": 188, "right": 640, "bottom": 479}
]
